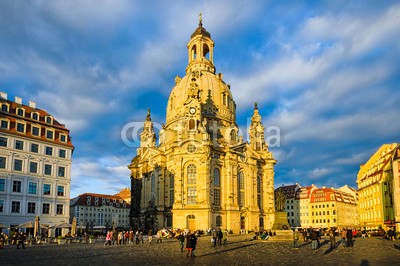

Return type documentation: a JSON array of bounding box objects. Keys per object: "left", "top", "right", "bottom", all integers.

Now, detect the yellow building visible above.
[
  {"left": 128, "top": 18, "right": 276, "bottom": 233},
  {"left": 357, "top": 144, "right": 398, "bottom": 230}
]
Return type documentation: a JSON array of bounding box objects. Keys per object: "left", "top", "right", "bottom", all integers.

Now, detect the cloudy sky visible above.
[{"left": 1, "top": 0, "right": 399, "bottom": 198}]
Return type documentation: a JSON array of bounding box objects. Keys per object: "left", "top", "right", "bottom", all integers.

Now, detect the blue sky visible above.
[{"left": 1, "top": 0, "right": 399, "bottom": 198}]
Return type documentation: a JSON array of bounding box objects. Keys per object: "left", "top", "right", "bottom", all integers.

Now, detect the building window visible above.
[
  {"left": 31, "top": 112, "right": 39, "bottom": 120},
  {"left": 238, "top": 171, "right": 245, "bottom": 207},
  {"left": 17, "top": 108, "right": 24, "bottom": 116},
  {"left": 57, "top": 185, "right": 65, "bottom": 196},
  {"left": 46, "top": 116, "right": 52, "bottom": 124},
  {"left": 169, "top": 190, "right": 174, "bottom": 206},
  {"left": 45, "top": 146, "right": 53, "bottom": 156},
  {"left": 214, "top": 168, "right": 221, "bottom": 206},
  {"left": 0, "top": 120, "right": 8, "bottom": 129},
  {"left": 0, "top": 137, "right": 8, "bottom": 147},
  {"left": 0, "top": 199, "right": 3, "bottom": 212},
  {"left": 27, "top": 202, "right": 36, "bottom": 214},
  {"left": 46, "top": 130, "right": 54, "bottom": 139},
  {"left": 44, "top": 164, "right": 52, "bottom": 175},
  {"left": 12, "top": 180, "right": 22, "bottom": 192},
  {"left": 1, "top": 104, "right": 8, "bottom": 112},
  {"left": 0, "top": 179, "right": 5, "bottom": 191},
  {"left": 30, "top": 143, "right": 38, "bottom": 153},
  {"left": 59, "top": 149, "right": 66, "bottom": 158},
  {"left": 187, "top": 186, "right": 197, "bottom": 204},
  {"left": 216, "top": 215, "right": 222, "bottom": 226},
  {"left": 0, "top": 156, "right": 6, "bottom": 169},
  {"left": 32, "top": 126, "right": 40, "bottom": 136},
  {"left": 15, "top": 140, "right": 24, "bottom": 150},
  {"left": 58, "top": 166, "right": 65, "bottom": 177},
  {"left": 60, "top": 134, "right": 67, "bottom": 142},
  {"left": 11, "top": 201, "right": 20, "bottom": 213},
  {"left": 257, "top": 176, "right": 262, "bottom": 208},
  {"left": 16, "top": 123, "right": 25, "bottom": 133},
  {"left": 29, "top": 162, "right": 38, "bottom": 173},
  {"left": 14, "top": 159, "right": 23, "bottom": 171},
  {"left": 57, "top": 204, "right": 64, "bottom": 214},
  {"left": 187, "top": 164, "right": 197, "bottom": 185},
  {"left": 42, "top": 203, "right": 50, "bottom": 214},
  {"left": 43, "top": 184, "right": 51, "bottom": 195},
  {"left": 151, "top": 174, "right": 155, "bottom": 200},
  {"left": 28, "top": 182, "right": 37, "bottom": 194}
]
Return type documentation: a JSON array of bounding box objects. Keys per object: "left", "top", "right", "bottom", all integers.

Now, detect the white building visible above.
[
  {"left": 70, "top": 193, "right": 131, "bottom": 229},
  {"left": 0, "top": 92, "right": 74, "bottom": 236}
]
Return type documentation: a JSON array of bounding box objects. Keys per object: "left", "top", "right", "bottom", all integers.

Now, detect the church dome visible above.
[
  {"left": 165, "top": 18, "right": 237, "bottom": 129},
  {"left": 166, "top": 71, "right": 235, "bottom": 127}
]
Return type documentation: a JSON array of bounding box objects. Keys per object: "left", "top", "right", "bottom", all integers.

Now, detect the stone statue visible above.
[{"left": 275, "top": 189, "right": 286, "bottom": 212}]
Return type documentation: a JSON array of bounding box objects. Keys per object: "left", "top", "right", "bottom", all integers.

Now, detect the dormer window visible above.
[
  {"left": 45, "top": 116, "right": 53, "bottom": 124},
  {"left": 31, "top": 112, "right": 39, "bottom": 121},
  {"left": 17, "top": 108, "right": 25, "bottom": 117},
  {"left": 1, "top": 104, "right": 8, "bottom": 112},
  {"left": 60, "top": 134, "right": 67, "bottom": 143}
]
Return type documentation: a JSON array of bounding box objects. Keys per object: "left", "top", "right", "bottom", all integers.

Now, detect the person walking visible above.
[
  {"left": 16, "top": 232, "right": 26, "bottom": 249},
  {"left": 329, "top": 229, "right": 336, "bottom": 250},
  {"left": 139, "top": 231, "right": 144, "bottom": 244},
  {"left": 293, "top": 228, "right": 300, "bottom": 249},
  {"left": 190, "top": 232, "right": 198, "bottom": 257},
  {"left": 212, "top": 229, "right": 217, "bottom": 247},
  {"left": 222, "top": 230, "right": 228, "bottom": 245},
  {"left": 217, "top": 229, "right": 223, "bottom": 245},
  {"left": 156, "top": 229, "right": 163, "bottom": 244},
  {"left": 104, "top": 230, "right": 112, "bottom": 246},
  {"left": 185, "top": 232, "right": 194, "bottom": 257},
  {"left": 341, "top": 228, "right": 347, "bottom": 248},
  {"left": 346, "top": 228, "right": 353, "bottom": 247},
  {"left": 310, "top": 230, "right": 318, "bottom": 250},
  {"left": 148, "top": 229, "right": 153, "bottom": 244},
  {"left": 361, "top": 228, "right": 367, "bottom": 238},
  {"left": 177, "top": 231, "right": 185, "bottom": 252}
]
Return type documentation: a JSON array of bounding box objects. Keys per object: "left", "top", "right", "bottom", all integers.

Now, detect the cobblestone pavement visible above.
[{"left": 1, "top": 235, "right": 399, "bottom": 266}]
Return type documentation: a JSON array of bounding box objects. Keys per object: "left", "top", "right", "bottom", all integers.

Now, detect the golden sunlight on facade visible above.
[
  {"left": 128, "top": 18, "right": 276, "bottom": 233},
  {"left": 357, "top": 143, "right": 399, "bottom": 230}
]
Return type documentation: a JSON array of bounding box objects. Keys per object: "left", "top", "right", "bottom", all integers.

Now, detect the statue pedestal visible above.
[{"left": 272, "top": 212, "right": 290, "bottom": 230}]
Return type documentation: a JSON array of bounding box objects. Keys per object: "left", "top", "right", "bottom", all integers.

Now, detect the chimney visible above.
[
  {"left": 29, "top": 101, "right": 36, "bottom": 109},
  {"left": 0, "top": 92, "right": 7, "bottom": 100},
  {"left": 322, "top": 186, "right": 326, "bottom": 189},
  {"left": 15, "top": 96, "right": 22, "bottom": 104}
]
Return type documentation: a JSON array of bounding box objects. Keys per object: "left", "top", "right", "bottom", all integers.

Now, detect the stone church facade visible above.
[{"left": 128, "top": 19, "right": 276, "bottom": 233}]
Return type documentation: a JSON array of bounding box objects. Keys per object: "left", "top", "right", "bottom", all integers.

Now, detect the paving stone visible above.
[{"left": 0, "top": 235, "right": 399, "bottom": 265}]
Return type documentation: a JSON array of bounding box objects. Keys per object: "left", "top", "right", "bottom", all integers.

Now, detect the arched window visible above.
[
  {"left": 238, "top": 172, "right": 245, "bottom": 207},
  {"left": 187, "top": 164, "right": 197, "bottom": 184},
  {"left": 230, "top": 130, "right": 236, "bottom": 142},
  {"left": 216, "top": 215, "right": 222, "bottom": 226},
  {"left": 257, "top": 176, "right": 262, "bottom": 208},
  {"left": 151, "top": 174, "right": 155, "bottom": 200},
  {"left": 214, "top": 168, "right": 220, "bottom": 187},
  {"left": 203, "top": 44, "right": 210, "bottom": 59},
  {"left": 191, "top": 45, "right": 197, "bottom": 60},
  {"left": 214, "top": 168, "right": 221, "bottom": 206},
  {"left": 187, "top": 164, "right": 197, "bottom": 204}
]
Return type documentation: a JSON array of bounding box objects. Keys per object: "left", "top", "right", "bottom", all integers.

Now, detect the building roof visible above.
[
  {"left": 295, "top": 185, "right": 317, "bottom": 199},
  {"left": 275, "top": 184, "right": 300, "bottom": 199},
  {"left": 357, "top": 143, "right": 398, "bottom": 183},
  {"left": 70, "top": 192, "right": 131, "bottom": 209},
  {"left": 0, "top": 95, "right": 74, "bottom": 148},
  {"left": 310, "top": 187, "right": 356, "bottom": 205}
]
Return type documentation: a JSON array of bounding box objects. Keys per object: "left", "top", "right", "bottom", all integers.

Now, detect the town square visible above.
[{"left": 1, "top": 1, "right": 400, "bottom": 265}]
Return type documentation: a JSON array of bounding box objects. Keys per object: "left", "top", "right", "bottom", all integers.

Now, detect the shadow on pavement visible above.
[{"left": 198, "top": 243, "right": 257, "bottom": 257}]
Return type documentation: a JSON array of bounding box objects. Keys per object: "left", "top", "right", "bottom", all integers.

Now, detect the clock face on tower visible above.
[{"left": 189, "top": 107, "right": 196, "bottom": 114}]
